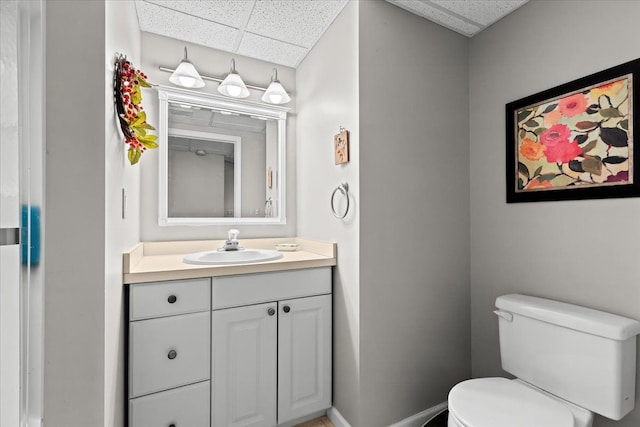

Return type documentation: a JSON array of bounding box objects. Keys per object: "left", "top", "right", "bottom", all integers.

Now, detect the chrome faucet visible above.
[{"left": 219, "top": 229, "right": 242, "bottom": 251}]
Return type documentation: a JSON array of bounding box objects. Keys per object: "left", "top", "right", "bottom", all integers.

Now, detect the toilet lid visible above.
[{"left": 448, "top": 378, "right": 575, "bottom": 427}]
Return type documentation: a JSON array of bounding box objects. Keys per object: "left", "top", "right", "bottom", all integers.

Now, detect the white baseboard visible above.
[
  {"left": 388, "top": 402, "right": 448, "bottom": 427},
  {"left": 327, "top": 406, "right": 351, "bottom": 427}
]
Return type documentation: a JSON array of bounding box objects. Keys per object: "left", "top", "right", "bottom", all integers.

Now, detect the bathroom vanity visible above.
[{"left": 123, "top": 239, "right": 335, "bottom": 427}]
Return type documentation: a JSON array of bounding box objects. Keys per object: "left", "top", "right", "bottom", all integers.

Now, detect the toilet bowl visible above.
[
  {"left": 447, "top": 378, "right": 593, "bottom": 427},
  {"left": 446, "top": 294, "right": 640, "bottom": 427}
]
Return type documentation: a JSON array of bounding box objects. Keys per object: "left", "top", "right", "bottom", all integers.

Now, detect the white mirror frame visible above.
[{"left": 157, "top": 86, "right": 288, "bottom": 225}]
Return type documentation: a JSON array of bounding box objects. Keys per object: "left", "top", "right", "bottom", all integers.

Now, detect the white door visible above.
[
  {"left": 0, "top": 1, "right": 44, "bottom": 426},
  {"left": 212, "top": 303, "right": 277, "bottom": 427},
  {"left": 277, "top": 295, "right": 332, "bottom": 424}
]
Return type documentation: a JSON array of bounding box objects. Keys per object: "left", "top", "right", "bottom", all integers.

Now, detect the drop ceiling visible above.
[
  {"left": 134, "top": 0, "right": 529, "bottom": 68},
  {"left": 387, "top": 0, "right": 529, "bottom": 37}
]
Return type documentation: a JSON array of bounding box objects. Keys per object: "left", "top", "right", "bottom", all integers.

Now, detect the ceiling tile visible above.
[
  {"left": 430, "top": 0, "right": 528, "bottom": 26},
  {"left": 389, "top": 0, "right": 483, "bottom": 36},
  {"left": 143, "top": 0, "right": 254, "bottom": 28},
  {"left": 136, "top": 1, "right": 238, "bottom": 50},
  {"left": 237, "top": 32, "right": 308, "bottom": 68},
  {"left": 246, "top": 0, "right": 348, "bottom": 48},
  {"left": 135, "top": 0, "right": 238, "bottom": 51}
]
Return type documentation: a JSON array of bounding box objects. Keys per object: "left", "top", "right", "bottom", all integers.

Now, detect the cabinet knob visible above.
[
  {"left": 267, "top": 307, "right": 276, "bottom": 316},
  {"left": 283, "top": 305, "right": 291, "bottom": 313},
  {"left": 168, "top": 295, "right": 177, "bottom": 304},
  {"left": 168, "top": 349, "right": 177, "bottom": 360},
  {"left": 168, "top": 424, "right": 176, "bottom": 427}
]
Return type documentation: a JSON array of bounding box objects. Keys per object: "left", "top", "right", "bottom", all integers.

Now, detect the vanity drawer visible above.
[
  {"left": 129, "top": 278, "right": 210, "bottom": 321},
  {"left": 129, "top": 380, "right": 210, "bottom": 427},
  {"left": 129, "top": 311, "right": 210, "bottom": 398},
  {"left": 212, "top": 267, "right": 331, "bottom": 309}
]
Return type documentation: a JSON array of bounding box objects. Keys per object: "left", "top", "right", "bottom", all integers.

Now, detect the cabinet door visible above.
[
  {"left": 212, "top": 303, "right": 277, "bottom": 427},
  {"left": 278, "top": 295, "right": 332, "bottom": 424}
]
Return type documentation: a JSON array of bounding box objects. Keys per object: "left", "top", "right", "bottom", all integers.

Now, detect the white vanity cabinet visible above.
[
  {"left": 127, "top": 267, "right": 332, "bottom": 427},
  {"left": 211, "top": 268, "right": 332, "bottom": 427}
]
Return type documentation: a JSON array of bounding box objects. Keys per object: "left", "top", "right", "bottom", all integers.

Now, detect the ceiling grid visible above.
[
  {"left": 134, "top": 0, "right": 529, "bottom": 67},
  {"left": 231, "top": 1, "right": 257, "bottom": 53}
]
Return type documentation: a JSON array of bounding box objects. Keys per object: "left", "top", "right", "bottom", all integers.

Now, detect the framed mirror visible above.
[{"left": 157, "top": 86, "right": 288, "bottom": 225}]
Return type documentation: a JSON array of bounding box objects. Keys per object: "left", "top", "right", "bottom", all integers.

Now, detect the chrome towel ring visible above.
[{"left": 331, "top": 182, "right": 350, "bottom": 219}]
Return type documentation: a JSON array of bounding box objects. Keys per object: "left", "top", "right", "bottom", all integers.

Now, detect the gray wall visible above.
[
  {"left": 296, "top": 1, "right": 360, "bottom": 425},
  {"left": 45, "top": 2, "right": 141, "bottom": 426},
  {"left": 469, "top": 1, "right": 640, "bottom": 427},
  {"left": 298, "top": 1, "right": 471, "bottom": 426},
  {"left": 45, "top": 1, "right": 106, "bottom": 425},
  {"left": 105, "top": 1, "right": 142, "bottom": 426},
  {"left": 358, "top": 1, "right": 471, "bottom": 426}
]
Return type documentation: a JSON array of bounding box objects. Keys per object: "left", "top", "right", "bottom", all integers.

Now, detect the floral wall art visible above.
[{"left": 506, "top": 58, "right": 639, "bottom": 202}]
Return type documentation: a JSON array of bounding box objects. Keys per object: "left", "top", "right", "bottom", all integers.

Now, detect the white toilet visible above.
[{"left": 447, "top": 294, "right": 640, "bottom": 427}]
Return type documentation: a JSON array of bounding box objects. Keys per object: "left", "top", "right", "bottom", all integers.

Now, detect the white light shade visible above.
[
  {"left": 169, "top": 61, "right": 205, "bottom": 88},
  {"left": 262, "top": 81, "right": 290, "bottom": 104},
  {"left": 218, "top": 72, "right": 250, "bottom": 98},
  {"left": 261, "top": 68, "right": 290, "bottom": 105},
  {"left": 218, "top": 59, "right": 250, "bottom": 98},
  {"left": 169, "top": 47, "right": 205, "bottom": 88}
]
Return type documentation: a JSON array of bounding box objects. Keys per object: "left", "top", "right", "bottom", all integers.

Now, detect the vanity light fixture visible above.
[
  {"left": 261, "top": 68, "right": 291, "bottom": 105},
  {"left": 169, "top": 47, "right": 205, "bottom": 89},
  {"left": 217, "top": 59, "right": 250, "bottom": 98},
  {"left": 159, "top": 60, "right": 292, "bottom": 104}
]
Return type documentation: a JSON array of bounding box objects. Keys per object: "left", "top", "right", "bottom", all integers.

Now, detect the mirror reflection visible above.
[
  {"left": 158, "top": 87, "right": 287, "bottom": 225},
  {"left": 168, "top": 123, "right": 241, "bottom": 218}
]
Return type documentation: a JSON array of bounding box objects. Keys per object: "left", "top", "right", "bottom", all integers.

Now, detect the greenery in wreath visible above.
[{"left": 114, "top": 54, "right": 157, "bottom": 165}]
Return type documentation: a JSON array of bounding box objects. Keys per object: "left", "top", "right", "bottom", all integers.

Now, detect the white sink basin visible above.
[{"left": 183, "top": 249, "right": 283, "bottom": 265}]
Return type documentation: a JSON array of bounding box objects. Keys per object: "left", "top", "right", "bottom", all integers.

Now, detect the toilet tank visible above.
[{"left": 495, "top": 294, "right": 640, "bottom": 421}]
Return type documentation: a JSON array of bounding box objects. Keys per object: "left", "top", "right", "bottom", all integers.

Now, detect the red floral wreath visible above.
[{"left": 114, "top": 54, "right": 157, "bottom": 165}]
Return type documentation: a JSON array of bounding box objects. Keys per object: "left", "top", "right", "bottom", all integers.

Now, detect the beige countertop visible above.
[{"left": 123, "top": 238, "right": 336, "bottom": 284}]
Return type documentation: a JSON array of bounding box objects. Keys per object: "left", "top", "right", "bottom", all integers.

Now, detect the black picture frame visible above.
[{"left": 506, "top": 58, "right": 639, "bottom": 203}]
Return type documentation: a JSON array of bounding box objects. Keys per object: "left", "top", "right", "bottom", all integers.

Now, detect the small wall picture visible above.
[
  {"left": 334, "top": 129, "right": 349, "bottom": 165},
  {"left": 506, "top": 58, "right": 639, "bottom": 203}
]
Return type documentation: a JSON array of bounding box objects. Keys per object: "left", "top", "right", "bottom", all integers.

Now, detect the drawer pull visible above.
[
  {"left": 283, "top": 305, "right": 291, "bottom": 313},
  {"left": 169, "top": 424, "right": 176, "bottom": 427},
  {"left": 167, "top": 349, "right": 177, "bottom": 360},
  {"left": 267, "top": 307, "right": 275, "bottom": 316},
  {"left": 167, "top": 294, "right": 177, "bottom": 304}
]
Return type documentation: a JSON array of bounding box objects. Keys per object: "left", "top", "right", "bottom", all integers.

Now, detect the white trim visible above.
[
  {"left": 388, "top": 402, "right": 448, "bottom": 427},
  {"left": 327, "top": 407, "right": 351, "bottom": 427},
  {"left": 157, "top": 85, "right": 290, "bottom": 117}
]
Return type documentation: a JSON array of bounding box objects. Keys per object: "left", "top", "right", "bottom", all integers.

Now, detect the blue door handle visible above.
[{"left": 21, "top": 205, "right": 40, "bottom": 266}]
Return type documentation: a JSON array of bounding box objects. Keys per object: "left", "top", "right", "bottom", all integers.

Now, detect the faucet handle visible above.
[{"left": 228, "top": 229, "right": 239, "bottom": 241}]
